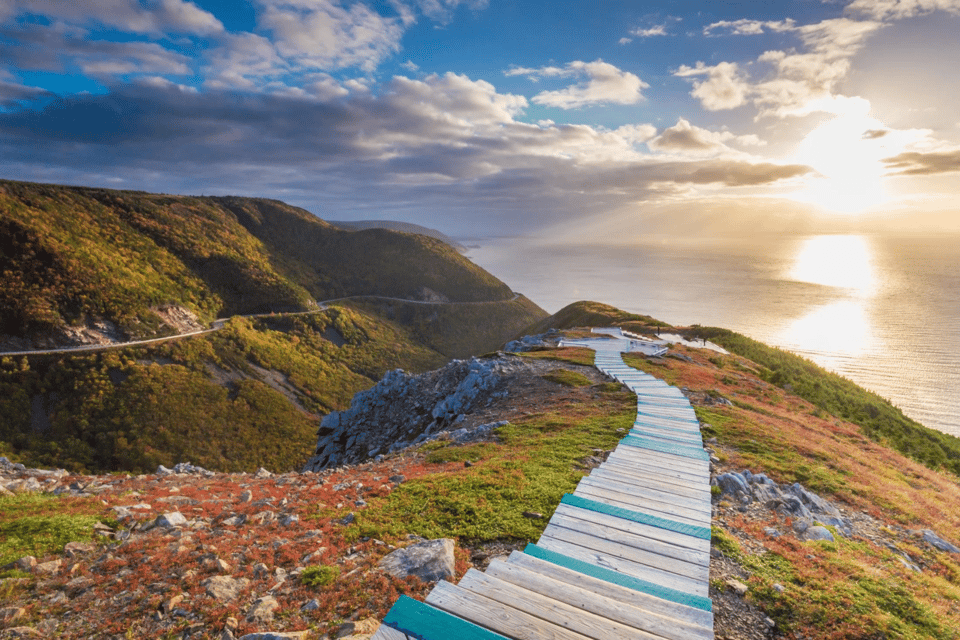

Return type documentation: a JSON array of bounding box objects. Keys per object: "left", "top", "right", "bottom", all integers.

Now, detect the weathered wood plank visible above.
[
  {"left": 426, "top": 580, "right": 592, "bottom": 640},
  {"left": 575, "top": 477, "right": 711, "bottom": 522},
  {"left": 371, "top": 625, "right": 413, "bottom": 640},
  {"left": 607, "top": 446, "right": 710, "bottom": 484},
  {"left": 547, "top": 512, "right": 710, "bottom": 570},
  {"left": 593, "top": 463, "right": 711, "bottom": 495},
  {"left": 492, "top": 556, "right": 714, "bottom": 640},
  {"left": 573, "top": 484, "right": 711, "bottom": 528},
  {"left": 553, "top": 503, "right": 711, "bottom": 553},
  {"left": 628, "top": 428, "right": 703, "bottom": 447},
  {"left": 456, "top": 569, "right": 663, "bottom": 640},
  {"left": 588, "top": 468, "right": 711, "bottom": 504},
  {"left": 382, "top": 594, "right": 514, "bottom": 640},
  {"left": 508, "top": 550, "right": 714, "bottom": 629},
  {"left": 610, "top": 447, "right": 710, "bottom": 476},
  {"left": 605, "top": 451, "right": 710, "bottom": 483},
  {"left": 541, "top": 523, "right": 709, "bottom": 583},
  {"left": 535, "top": 536, "right": 709, "bottom": 598},
  {"left": 578, "top": 475, "right": 711, "bottom": 515}
]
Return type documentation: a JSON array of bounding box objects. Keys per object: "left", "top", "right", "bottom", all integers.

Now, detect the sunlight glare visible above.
[
  {"left": 791, "top": 110, "right": 890, "bottom": 214},
  {"left": 782, "top": 300, "right": 871, "bottom": 358},
  {"left": 788, "top": 235, "right": 875, "bottom": 294}
]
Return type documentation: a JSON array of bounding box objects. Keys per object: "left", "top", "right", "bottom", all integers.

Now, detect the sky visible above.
[{"left": 2, "top": 0, "right": 960, "bottom": 237}]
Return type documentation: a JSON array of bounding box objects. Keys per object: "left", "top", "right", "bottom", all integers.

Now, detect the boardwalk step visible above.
[
  {"left": 376, "top": 594, "right": 511, "bottom": 640},
  {"left": 573, "top": 484, "right": 710, "bottom": 528},
  {"left": 426, "top": 578, "right": 595, "bottom": 640},
  {"left": 620, "top": 435, "right": 710, "bottom": 461},
  {"left": 456, "top": 568, "right": 663, "bottom": 640},
  {"left": 561, "top": 494, "right": 711, "bottom": 539},
  {"left": 487, "top": 558, "right": 713, "bottom": 640}
]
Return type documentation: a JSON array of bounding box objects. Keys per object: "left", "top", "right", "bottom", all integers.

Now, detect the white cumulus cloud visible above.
[{"left": 510, "top": 60, "right": 648, "bottom": 109}]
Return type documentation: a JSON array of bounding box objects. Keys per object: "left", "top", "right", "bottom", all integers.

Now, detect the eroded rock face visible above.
[{"left": 303, "top": 356, "right": 531, "bottom": 471}]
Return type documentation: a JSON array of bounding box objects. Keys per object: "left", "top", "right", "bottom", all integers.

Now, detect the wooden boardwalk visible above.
[{"left": 372, "top": 333, "right": 714, "bottom": 640}]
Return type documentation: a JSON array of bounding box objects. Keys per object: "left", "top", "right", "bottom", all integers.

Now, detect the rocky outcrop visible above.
[
  {"left": 304, "top": 356, "right": 533, "bottom": 471},
  {"left": 503, "top": 329, "right": 560, "bottom": 352},
  {"left": 714, "top": 469, "right": 852, "bottom": 539}
]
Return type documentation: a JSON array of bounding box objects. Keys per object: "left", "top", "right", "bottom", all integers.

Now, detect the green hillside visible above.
[
  {"left": 0, "top": 305, "right": 450, "bottom": 473},
  {"left": 0, "top": 180, "right": 516, "bottom": 343},
  {"left": 0, "top": 179, "right": 547, "bottom": 473}
]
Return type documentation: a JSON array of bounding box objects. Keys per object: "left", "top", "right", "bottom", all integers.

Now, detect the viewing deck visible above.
[{"left": 372, "top": 332, "right": 714, "bottom": 640}]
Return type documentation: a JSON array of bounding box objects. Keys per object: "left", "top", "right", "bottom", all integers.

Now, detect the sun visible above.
[{"left": 789, "top": 110, "right": 892, "bottom": 214}]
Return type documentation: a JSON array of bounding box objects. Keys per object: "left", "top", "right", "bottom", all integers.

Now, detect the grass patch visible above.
[
  {"left": 540, "top": 369, "right": 593, "bottom": 388},
  {"left": 0, "top": 493, "right": 105, "bottom": 568},
  {"left": 517, "top": 347, "right": 596, "bottom": 367},
  {"left": 350, "top": 393, "right": 635, "bottom": 543}
]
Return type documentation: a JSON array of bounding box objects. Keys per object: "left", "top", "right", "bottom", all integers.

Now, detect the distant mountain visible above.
[
  {"left": 0, "top": 180, "right": 516, "bottom": 345},
  {"left": 0, "top": 179, "right": 546, "bottom": 473},
  {"left": 327, "top": 220, "right": 467, "bottom": 252}
]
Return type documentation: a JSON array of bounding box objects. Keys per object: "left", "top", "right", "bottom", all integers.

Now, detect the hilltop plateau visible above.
[{"left": 2, "top": 309, "right": 960, "bottom": 639}]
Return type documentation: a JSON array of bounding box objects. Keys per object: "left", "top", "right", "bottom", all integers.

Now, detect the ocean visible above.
[{"left": 466, "top": 233, "right": 960, "bottom": 438}]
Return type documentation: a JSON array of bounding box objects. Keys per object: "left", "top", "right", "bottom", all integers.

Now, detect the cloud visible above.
[
  {"left": 255, "top": 0, "right": 406, "bottom": 73},
  {"left": 0, "top": 23, "right": 193, "bottom": 79},
  {"left": 883, "top": 150, "right": 960, "bottom": 174},
  {"left": 845, "top": 0, "right": 960, "bottom": 20},
  {"left": 630, "top": 25, "right": 668, "bottom": 37},
  {"left": 679, "top": 17, "right": 884, "bottom": 118},
  {"left": 411, "top": 0, "right": 489, "bottom": 23},
  {"left": 648, "top": 118, "right": 764, "bottom": 155},
  {"left": 5, "top": 0, "right": 224, "bottom": 35},
  {"left": 863, "top": 128, "right": 889, "bottom": 139},
  {"left": 0, "top": 76, "right": 811, "bottom": 232},
  {"left": 703, "top": 18, "right": 797, "bottom": 36},
  {"left": 0, "top": 79, "right": 52, "bottom": 108},
  {"left": 674, "top": 62, "right": 749, "bottom": 111},
  {"left": 512, "top": 60, "right": 648, "bottom": 109}
]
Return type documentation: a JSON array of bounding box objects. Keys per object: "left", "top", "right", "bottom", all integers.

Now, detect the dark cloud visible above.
[
  {"left": 0, "top": 81, "right": 815, "bottom": 234},
  {"left": 883, "top": 150, "right": 960, "bottom": 175},
  {"left": 862, "top": 128, "right": 888, "bottom": 139}
]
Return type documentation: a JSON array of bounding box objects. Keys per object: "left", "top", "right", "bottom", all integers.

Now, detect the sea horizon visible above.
[{"left": 466, "top": 231, "right": 960, "bottom": 439}]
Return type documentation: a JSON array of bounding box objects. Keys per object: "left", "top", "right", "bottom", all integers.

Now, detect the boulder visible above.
[
  {"left": 155, "top": 511, "right": 188, "bottom": 528},
  {"left": 246, "top": 596, "right": 279, "bottom": 624},
  {"left": 805, "top": 526, "right": 835, "bottom": 542},
  {"left": 202, "top": 576, "right": 250, "bottom": 603},
  {"left": 378, "top": 538, "right": 456, "bottom": 583},
  {"left": 920, "top": 529, "right": 960, "bottom": 553}
]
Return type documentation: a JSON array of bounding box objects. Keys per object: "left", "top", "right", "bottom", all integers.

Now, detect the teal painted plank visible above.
[
  {"left": 560, "top": 494, "right": 711, "bottom": 540},
  {"left": 629, "top": 428, "right": 702, "bottom": 446},
  {"left": 522, "top": 544, "right": 713, "bottom": 612},
  {"left": 621, "top": 435, "right": 710, "bottom": 461},
  {"left": 382, "top": 595, "right": 510, "bottom": 640}
]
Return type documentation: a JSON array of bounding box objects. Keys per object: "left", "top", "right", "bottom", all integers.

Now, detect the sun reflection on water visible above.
[
  {"left": 788, "top": 235, "right": 875, "bottom": 294},
  {"left": 779, "top": 235, "right": 876, "bottom": 360}
]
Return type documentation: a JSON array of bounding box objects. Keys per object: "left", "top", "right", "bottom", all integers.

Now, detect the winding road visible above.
[{"left": 0, "top": 292, "right": 523, "bottom": 357}]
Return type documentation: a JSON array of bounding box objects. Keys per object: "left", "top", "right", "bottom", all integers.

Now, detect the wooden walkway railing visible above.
[{"left": 372, "top": 333, "right": 714, "bottom": 640}]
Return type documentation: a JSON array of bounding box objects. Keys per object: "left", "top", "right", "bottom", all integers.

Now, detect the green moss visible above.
[
  {"left": 300, "top": 564, "right": 341, "bottom": 587},
  {"left": 0, "top": 494, "right": 105, "bottom": 568},
  {"left": 540, "top": 369, "right": 593, "bottom": 388}
]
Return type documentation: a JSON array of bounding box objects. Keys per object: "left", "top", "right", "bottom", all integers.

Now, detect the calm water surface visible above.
[{"left": 467, "top": 234, "right": 960, "bottom": 438}]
